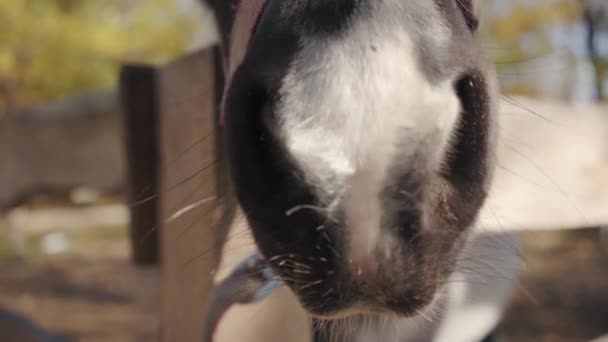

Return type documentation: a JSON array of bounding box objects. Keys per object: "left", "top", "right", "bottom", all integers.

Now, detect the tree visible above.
[
  {"left": 0, "top": 0, "right": 200, "bottom": 114},
  {"left": 584, "top": 0, "right": 608, "bottom": 101},
  {"left": 480, "top": 0, "right": 584, "bottom": 99}
]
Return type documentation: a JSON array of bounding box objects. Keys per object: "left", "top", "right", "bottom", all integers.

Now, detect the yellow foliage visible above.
[
  {"left": 0, "top": 0, "right": 200, "bottom": 111},
  {"left": 480, "top": 0, "right": 585, "bottom": 97},
  {"left": 487, "top": 0, "right": 581, "bottom": 43}
]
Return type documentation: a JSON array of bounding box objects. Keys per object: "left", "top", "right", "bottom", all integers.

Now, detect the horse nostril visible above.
[{"left": 443, "top": 70, "right": 492, "bottom": 185}]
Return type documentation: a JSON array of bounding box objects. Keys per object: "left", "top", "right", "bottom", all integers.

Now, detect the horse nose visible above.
[{"left": 347, "top": 250, "right": 381, "bottom": 281}]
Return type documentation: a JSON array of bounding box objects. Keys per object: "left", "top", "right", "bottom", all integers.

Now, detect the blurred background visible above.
[{"left": 0, "top": 0, "right": 607, "bottom": 341}]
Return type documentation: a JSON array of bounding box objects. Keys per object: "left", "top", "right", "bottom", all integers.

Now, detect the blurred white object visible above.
[
  {"left": 480, "top": 97, "right": 608, "bottom": 231},
  {"left": 40, "top": 232, "right": 70, "bottom": 255},
  {"left": 6, "top": 204, "right": 127, "bottom": 233},
  {"left": 70, "top": 187, "right": 101, "bottom": 205},
  {"left": 433, "top": 232, "right": 520, "bottom": 342},
  {"left": 589, "top": 334, "right": 608, "bottom": 342}
]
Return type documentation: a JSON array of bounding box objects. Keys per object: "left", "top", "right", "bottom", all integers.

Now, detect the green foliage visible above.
[{"left": 0, "top": 0, "right": 200, "bottom": 111}]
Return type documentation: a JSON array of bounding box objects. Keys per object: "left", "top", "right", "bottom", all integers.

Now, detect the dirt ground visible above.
[
  {"left": 0, "top": 227, "right": 158, "bottom": 342},
  {"left": 495, "top": 228, "right": 608, "bottom": 342},
  {"left": 0, "top": 224, "right": 606, "bottom": 342}
]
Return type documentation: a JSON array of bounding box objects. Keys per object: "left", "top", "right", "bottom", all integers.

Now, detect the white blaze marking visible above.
[{"left": 276, "top": 1, "right": 461, "bottom": 273}]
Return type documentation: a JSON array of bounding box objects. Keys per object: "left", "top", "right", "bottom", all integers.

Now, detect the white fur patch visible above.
[{"left": 276, "top": 1, "right": 460, "bottom": 272}]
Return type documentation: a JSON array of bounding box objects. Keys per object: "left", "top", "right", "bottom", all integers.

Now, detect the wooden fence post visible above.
[
  {"left": 120, "top": 44, "right": 239, "bottom": 340},
  {"left": 119, "top": 65, "right": 160, "bottom": 266},
  {"left": 155, "top": 47, "right": 235, "bottom": 342}
]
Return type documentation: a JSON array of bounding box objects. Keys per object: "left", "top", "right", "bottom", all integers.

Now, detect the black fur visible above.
[{"left": 222, "top": 1, "right": 344, "bottom": 313}]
